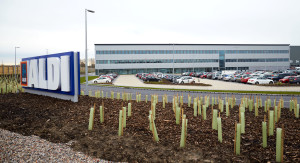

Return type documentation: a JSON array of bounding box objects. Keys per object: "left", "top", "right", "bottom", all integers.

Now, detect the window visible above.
[
  {"left": 225, "top": 59, "right": 237, "bottom": 62},
  {"left": 266, "top": 58, "right": 277, "bottom": 62}
]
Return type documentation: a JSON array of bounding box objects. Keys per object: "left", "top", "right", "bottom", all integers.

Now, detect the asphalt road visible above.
[{"left": 80, "top": 84, "right": 299, "bottom": 108}]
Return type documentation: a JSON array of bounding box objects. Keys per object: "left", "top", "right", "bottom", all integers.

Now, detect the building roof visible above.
[{"left": 95, "top": 43, "right": 290, "bottom": 46}]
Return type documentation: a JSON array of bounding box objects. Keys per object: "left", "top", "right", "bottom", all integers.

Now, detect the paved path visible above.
[{"left": 113, "top": 75, "right": 300, "bottom": 92}]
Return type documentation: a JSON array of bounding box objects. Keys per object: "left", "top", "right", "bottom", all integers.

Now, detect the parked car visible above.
[
  {"left": 107, "top": 73, "right": 118, "bottom": 78},
  {"left": 218, "top": 74, "right": 225, "bottom": 80},
  {"left": 289, "top": 76, "right": 300, "bottom": 84},
  {"left": 200, "top": 73, "right": 208, "bottom": 78},
  {"left": 195, "top": 72, "right": 203, "bottom": 78},
  {"left": 189, "top": 72, "right": 196, "bottom": 77},
  {"left": 212, "top": 73, "right": 221, "bottom": 80},
  {"left": 241, "top": 77, "right": 251, "bottom": 84},
  {"left": 145, "top": 76, "right": 161, "bottom": 82},
  {"left": 176, "top": 76, "right": 195, "bottom": 84},
  {"left": 279, "top": 76, "right": 293, "bottom": 83},
  {"left": 93, "top": 77, "right": 111, "bottom": 83},
  {"left": 182, "top": 72, "right": 190, "bottom": 76},
  {"left": 268, "top": 73, "right": 296, "bottom": 82},
  {"left": 237, "top": 74, "right": 249, "bottom": 83},
  {"left": 100, "top": 75, "right": 113, "bottom": 80},
  {"left": 231, "top": 75, "right": 241, "bottom": 82},
  {"left": 207, "top": 73, "right": 213, "bottom": 79},
  {"left": 247, "top": 77, "right": 274, "bottom": 84},
  {"left": 223, "top": 75, "right": 233, "bottom": 81},
  {"left": 164, "top": 75, "right": 175, "bottom": 82}
]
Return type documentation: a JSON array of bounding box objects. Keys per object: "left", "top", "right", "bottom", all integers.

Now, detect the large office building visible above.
[
  {"left": 290, "top": 46, "right": 300, "bottom": 67},
  {"left": 95, "top": 44, "right": 290, "bottom": 75}
]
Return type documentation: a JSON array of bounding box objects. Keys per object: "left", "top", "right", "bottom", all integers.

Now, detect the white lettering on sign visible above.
[
  {"left": 25, "top": 56, "right": 70, "bottom": 92},
  {"left": 47, "top": 57, "right": 61, "bottom": 90},
  {"left": 38, "top": 58, "right": 47, "bottom": 89},
  {"left": 28, "top": 59, "right": 39, "bottom": 88},
  {"left": 60, "top": 56, "right": 70, "bottom": 92}
]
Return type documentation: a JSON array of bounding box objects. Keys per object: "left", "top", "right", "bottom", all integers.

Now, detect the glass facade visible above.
[
  {"left": 95, "top": 46, "right": 290, "bottom": 75},
  {"left": 95, "top": 67, "right": 254, "bottom": 75},
  {"left": 219, "top": 51, "right": 225, "bottom": 70},
  {"left": 96, "top": 58, "right": 289, "bottom": 64},
  {"left": 96, "top": 67, "right": 220, "bottom": 75},
  {"left": 96, "top": 59, "right": 218, "bottom": 64},
  {"left": 225, "top": 58, "right": 289, "bottom": 62},
  {"left": 96, "top": 49, "right": 289, "bottom": 55}
]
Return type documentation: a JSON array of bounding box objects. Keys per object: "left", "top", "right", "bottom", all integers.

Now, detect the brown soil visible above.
[
  {"left": 259, "top": 84, "right": 300, "bottom": 87},
  {"left": 0, "top": 93, "right": 299, "bottom": 162}
]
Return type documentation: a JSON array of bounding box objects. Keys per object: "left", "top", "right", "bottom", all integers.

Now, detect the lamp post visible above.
[
  {"left": 15, "top": 46, "right": 20, "bottom": 80},
  {"left": 85, "top": 9, "right": 95, "bottom": 93}
]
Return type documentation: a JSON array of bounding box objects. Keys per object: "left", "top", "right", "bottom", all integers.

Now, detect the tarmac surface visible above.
[{"left": 113, "top": 75, "right": 300, "bottom": 92}]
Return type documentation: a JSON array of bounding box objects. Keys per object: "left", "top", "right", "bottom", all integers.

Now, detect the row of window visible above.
[
  {"left": 225, "top": 58, "right": 289, "bottom": 62},
  {"left": 95, "top": 67, "right": 248, "bottom": 75},
  {"left": 96, "top": 59, "right": 219, "bottom": 64},
  {"left": 96, "top": 50, "right": 289, "bottom": 55},
  {"left": 96, "top": 58, "right": 289, "bottom": 64}
]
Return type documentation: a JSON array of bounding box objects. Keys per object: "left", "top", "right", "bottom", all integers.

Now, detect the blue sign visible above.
[{"left": 21, "top": 51, "right": 80, "bottom": 102}]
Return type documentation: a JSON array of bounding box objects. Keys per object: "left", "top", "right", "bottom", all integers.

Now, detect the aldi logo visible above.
[
  {"left": 21, "top": 51, "right": 80, "bottom": 102},
  {"left": 20, "top": 61, "right": 28, "bottom": 86}
]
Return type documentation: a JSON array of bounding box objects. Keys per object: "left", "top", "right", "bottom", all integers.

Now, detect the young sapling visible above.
[{"left": 88, "top": 107, "right": 95, "bottom": 130}]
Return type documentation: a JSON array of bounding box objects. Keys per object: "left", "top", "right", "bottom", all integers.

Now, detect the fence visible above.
[{"left": 0, "top": 65, "right": 20, "bottom": 75}]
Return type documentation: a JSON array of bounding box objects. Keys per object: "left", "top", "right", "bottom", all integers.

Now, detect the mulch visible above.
[{"left": 0, "top": 93, "right": 299, "bottom": 162}]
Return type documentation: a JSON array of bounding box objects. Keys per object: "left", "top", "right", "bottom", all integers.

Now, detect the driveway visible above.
[{"left": 113, "top": 75, "right": 300, "bottom": 92}]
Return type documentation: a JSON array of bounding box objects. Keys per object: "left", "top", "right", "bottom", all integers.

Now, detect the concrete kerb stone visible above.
[{"left": 89, "top": 84, "right": 300, "bottom": 97}]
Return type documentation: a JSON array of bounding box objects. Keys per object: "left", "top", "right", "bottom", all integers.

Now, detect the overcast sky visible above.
[{"left": 1, "top": 0, "right": 300, "bottom": 64}]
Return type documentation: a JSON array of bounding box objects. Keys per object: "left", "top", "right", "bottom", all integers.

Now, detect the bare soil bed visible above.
[
  {"left": 259, "top": 83, "right": 300, "bottom": 87},
  {"left": 0, "top": 93, "right": 299, "bottom": 162}
]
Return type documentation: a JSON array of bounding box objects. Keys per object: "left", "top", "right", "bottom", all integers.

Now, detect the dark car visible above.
[
  {"left": 289, "top": 76, "right": 300, "bottom": 84},
  {"left": 268, "top": 73, "right": 296, "bottom": 82},
  {"left": 145, "top": 76, "right": 161, "bottom": 82},
  {"left": 164, "top": 75, "right": 174, "bottom": 82},
  {"left": 141, "top": 73, "right": 150, "bottom": 80},
  {"left": 165, "top": 75, "right": 180, "bottom": 82}
]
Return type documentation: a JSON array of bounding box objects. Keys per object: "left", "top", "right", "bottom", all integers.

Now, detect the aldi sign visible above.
[
  {"left": 21, "top": 51, "right": 80, "bottom": 102},
  {"left": 20, "top": 61, "right": 28, "bottom": 86}
]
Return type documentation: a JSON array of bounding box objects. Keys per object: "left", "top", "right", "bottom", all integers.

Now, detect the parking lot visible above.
[{"left": 113, "top": 75, "right": 300, "bottom": 92}]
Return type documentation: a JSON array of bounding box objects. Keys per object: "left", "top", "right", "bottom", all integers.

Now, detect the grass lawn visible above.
[{"left": 80, "top": 76, "right": 98, "bottom": 84}]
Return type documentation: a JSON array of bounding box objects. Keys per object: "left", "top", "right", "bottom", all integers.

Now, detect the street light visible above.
[
  {"left": 85, "top": 9, "right": 95, "bottom": 93},
  {"left": 15, "top": 46, "right": 20, "bottom": 80}
]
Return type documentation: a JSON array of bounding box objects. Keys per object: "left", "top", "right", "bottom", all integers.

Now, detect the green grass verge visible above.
[
  {"left": 80, "top": 76, "right": 98, "bottom": 84},
  {"left": 90, "top": 84, "right": 300, "bottom": 95}
]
